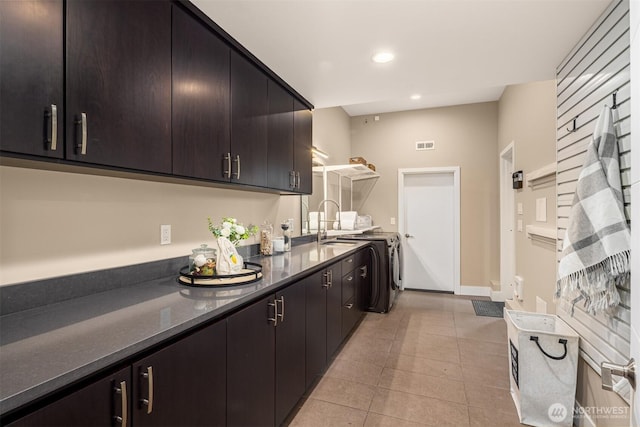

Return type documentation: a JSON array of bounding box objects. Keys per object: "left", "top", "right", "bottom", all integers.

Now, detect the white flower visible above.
[
  {"left": 235, "top": 225, "right": 245, "bottom": 235},
  {"left": 221, "top": 227, "right": 231, "bottom": 237},
  {"left": 222, "top": 221, "right": 232, "bottom": 229}
]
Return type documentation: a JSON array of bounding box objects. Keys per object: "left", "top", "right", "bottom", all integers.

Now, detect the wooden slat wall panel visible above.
[{"left": 555, "top": 0, "right": 631, "bottom": 400}]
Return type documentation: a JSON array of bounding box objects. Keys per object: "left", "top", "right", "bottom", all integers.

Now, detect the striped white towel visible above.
[{"left": 556, "top": 105, "right": 630, "bottom": 315}]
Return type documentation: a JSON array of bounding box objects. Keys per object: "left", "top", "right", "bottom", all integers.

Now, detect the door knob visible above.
[
  {"left": 601, "top": 358, "right": 635, "bottom": 391},
  {"left": 405, "top": 233, "right": 414, "bottom": 238}
]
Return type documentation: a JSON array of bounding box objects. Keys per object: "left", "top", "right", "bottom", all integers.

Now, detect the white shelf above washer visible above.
[{"left": 526, "top": 162, "right": 556, "bottom": 188}]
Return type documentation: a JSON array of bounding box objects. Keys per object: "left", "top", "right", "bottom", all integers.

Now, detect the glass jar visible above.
[
  {"left": 189, "top": 244, "right": 216, "bottom": 276},
  {"left": 281, "top": 221, "right": 291, "bottom": 252},
  {"left": 260, "top": 222, "right": 273, "bottom": 256}
]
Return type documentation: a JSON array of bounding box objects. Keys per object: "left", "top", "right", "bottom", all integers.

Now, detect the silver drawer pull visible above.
[
  {"left": 114, "top": 380, "right": 127, "bottom": 425},
  {"left": 345, "top": 303, "right": 354, "bottom": 309},
  {"left": 232, "top": 155, "right": 240, "bottom": 179},
  {"left": 277, "top": 296, "right": 285, "bottom": 322},
  {"left": 75, "top": 112, "right": 87, "bottom": 155},
  {"left": 49, "top": 104, "right": 58, "bottom": 151},
  {"left": 141, "top": 366, "right": 154, "bottom": 414},
  {"left": 224, "top": 153, "right": 231, "bottom": 178},
  {"left": 268, "top": 300, "right": 278, "bottom": 326}
]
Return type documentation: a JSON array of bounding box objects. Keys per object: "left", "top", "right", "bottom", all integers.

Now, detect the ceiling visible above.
[{"left": 191, "top": 0, "right": 611, "bottom": 116}]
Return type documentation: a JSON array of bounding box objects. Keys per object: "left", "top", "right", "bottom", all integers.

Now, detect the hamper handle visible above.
[{"left": 530, "top": 336, "right": 568, "bottom": 360}]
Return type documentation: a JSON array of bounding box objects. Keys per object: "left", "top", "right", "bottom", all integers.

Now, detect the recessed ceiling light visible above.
[
  {"left": 410, "top": 94, "right": 422, "bottom": 100},
  {"left": 372, "top": 52, "right": 394, "bottom": 63}
]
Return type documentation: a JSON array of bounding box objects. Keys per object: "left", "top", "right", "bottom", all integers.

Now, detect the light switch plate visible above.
[
  {"left": 517, "top": 202, "right": 523, "bottom": 215},
  {"left": 160, "top": 224, "right": 171, "bottom": 245},
  {"left": 517, "top": 219, "right": 523, "bottom": 232},
  {"left": 536, "top": 198, "right": 547, "bottom": 222}
]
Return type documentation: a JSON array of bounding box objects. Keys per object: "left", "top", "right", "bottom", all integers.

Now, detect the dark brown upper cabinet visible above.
[
  {"left": 293, "top": 99, "right": 313, "bottom": 194},
  {"left": 65, "top": 0, "right": 172, "bottom": 173},
  {"left": 230, "top": 51, "right": 268, "bottom": 187},
  {"left": 0, "top": 0, "right": 64, "bottom": 159},
  {"left": 267, "top": 80, "right": 295, "bottom": 191},
  {"left": 172, "top": 5, "right": 231, "bottom": 181}
]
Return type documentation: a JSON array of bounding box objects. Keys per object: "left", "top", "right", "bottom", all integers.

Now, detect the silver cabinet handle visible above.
[
  {"left": 602, "top": 358, "right": 635, "bottom": 391},
  {"left": 295, "top": 171, "right": 300, "bottom": 189},
  {"left": 114, "top": 380, "right": 127, "bottom": 425},
  {"left": 49, "top": 104, "right": 58, "bottom": 151},
  {"left": 322, "top": 271, "right": 330, "bottom": 289},
  {"left": 75, "top": 112, "right": 87, "bottom": 155},
  {"left": 290, "top": 171, "right": 296, "bottom": 188},
  {"left": 224, "top": 153, "right": 231, "bottom": 179},
  {"left": 346, "top": 258, "right": 353, "bottom": 264},
  {"left": 232, "top": 155, "right": 240, "bottom": 179},
  {"left": 141, "top": 366, "right": 154, "bottom": 414},
  {"left": 277, "top": 296, "right": 285, "bottom": 322},
  {"left": 328, "top": 269, "right": 333, "bottom": 287},
  {"left": 360, "top": 266, "right": 367, "bottom": 278},
  {"left": 345, "top": 274, "right": 353, "bottom": 282},
  {"left": 345, "top": 303, "right": 354, "bottom": 309},
  {"left": 268, "top": 299, "right": 278, "bottom": 326}
]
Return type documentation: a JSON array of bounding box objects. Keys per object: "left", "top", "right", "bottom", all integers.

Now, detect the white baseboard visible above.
[
  {"left": 505, "top": 298, "right": 524, "bottom": 311},
  {"left": 458, "top": 285, "right": 491, "bottom": 297},
  {"left": 491, "top": 290, "right": 505, "bottom": 302}
]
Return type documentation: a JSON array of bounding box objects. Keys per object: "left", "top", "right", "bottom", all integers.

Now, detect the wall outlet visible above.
[
  {"left": 160, "top": 224, "right": 171, "bottom": 245},
  {"left": 390, "top": 217, "right": 396, "bottom": 225}
]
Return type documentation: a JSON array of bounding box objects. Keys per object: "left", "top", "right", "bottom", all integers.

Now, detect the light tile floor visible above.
[{"left": 288, "top": 290, "right": 523, "bottom": 426}]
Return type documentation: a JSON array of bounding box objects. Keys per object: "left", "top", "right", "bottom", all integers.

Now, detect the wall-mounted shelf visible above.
[
  {"left": 526, "top": 225, "right": 556, "bottom": 244},
  {"left": 526, "top": 162, "right": 557, "bottom": 188}
]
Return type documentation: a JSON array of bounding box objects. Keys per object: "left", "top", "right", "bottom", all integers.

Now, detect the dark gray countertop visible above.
[{"left": 0, "top": 240, "right": 367, "bottom": 416}]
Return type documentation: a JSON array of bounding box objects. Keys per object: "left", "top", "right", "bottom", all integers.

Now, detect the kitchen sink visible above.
[{"left": 321, "top": 241, "right": 358, "bottom": 246}]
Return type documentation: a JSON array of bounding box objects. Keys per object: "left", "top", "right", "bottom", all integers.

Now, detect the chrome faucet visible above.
[{"left": 317, "top": 199, "right": 342, "bottom": 243}]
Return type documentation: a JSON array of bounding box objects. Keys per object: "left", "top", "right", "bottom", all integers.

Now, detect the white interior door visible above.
[{"left": 398, "top": 168, "right": 460, "bottom": 293}]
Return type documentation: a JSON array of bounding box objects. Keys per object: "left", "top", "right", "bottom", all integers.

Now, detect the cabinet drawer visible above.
[
  {"left": 342, "top": 270, "right": 355, "bottom": 304},
  {"left": 341, "top": 255, "right": 355, "bottom": 272},
  {"left": 341, "top": 296, "right": 360, "bottom": 340}
]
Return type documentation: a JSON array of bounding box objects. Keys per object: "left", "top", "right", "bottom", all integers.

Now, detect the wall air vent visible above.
[{"left": 416, "top": 140, "right": 435, "bottom": 151}]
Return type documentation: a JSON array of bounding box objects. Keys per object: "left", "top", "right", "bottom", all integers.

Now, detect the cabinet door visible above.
[
  {"left": 230, "top": 51, "right": 268, "bottom": 187},
  {"left": 305, "top": 269, "right": 327, "bottom": 389},
  {"left": 132, "top": 321, "right": 226, "bottom": 427},
  {"left": 326, "top": 262, "right": 343, "bottom": 359},
  {"left": 266, "top": 80, "right": 294, "bottom": 191},
  {"left": 275, "top": 282, "right": 306, "bottom": 426},
  {"left": 65, "top": 0, "right": 171, "bottom": 173},
  {"left": 7, "top": 367, "right": 131, "bottom": 426},
  {"left": 172, "top": 5, "right": 230, "bottom": 181},
  {"left": 293, "top": 99, "right": 313, "bottom": 194},
  {"left": 0, "top": 0, "right": 63, "bottom": 158},
  {"left": 227, "top": 294, "right": 275, "bottom": 426}
]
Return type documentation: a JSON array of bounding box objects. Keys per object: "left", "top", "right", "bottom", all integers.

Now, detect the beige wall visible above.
[
  {"left": 311, "top": 106, "right": 352, "bottom": 165},
  {"left": 497, "top": 80, "right": 558, "bottom": 313},
  {"left": 0, "top": 163, "right": 301, "bottom": 286},
  {"left": 350, "top": 102, "right": 500, "bottom": 288}
]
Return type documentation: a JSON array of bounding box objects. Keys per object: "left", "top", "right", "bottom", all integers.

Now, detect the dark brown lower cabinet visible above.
[
  {"left": 326, "top": 262, "right": 343, "bottom": 359},
  {"left": 6, "top": 367, "right": 131, "bottom": 427},
  {"left": 227, "top": 281, "right": 307, "bottom": 427},
  {"left": 305, "top": 269, "right": 327, "bottom": 389},
  {"left": 275, "top": 282, "right": 306, "bottom": 426},
  {"left": 305, "top": 261, "right": 342, "bottom": 389},
  {"left": 132, "top": 320, "right": 226, "bottom": 427},
  {"left": 7, "top": 320, "right": 226, "bottom": 427},
  {"left": 7, "top": 251, "right": 365, "bottom": 427},
  {"left": 227, "top": 294, "right": 276, "bottom": 426}
]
